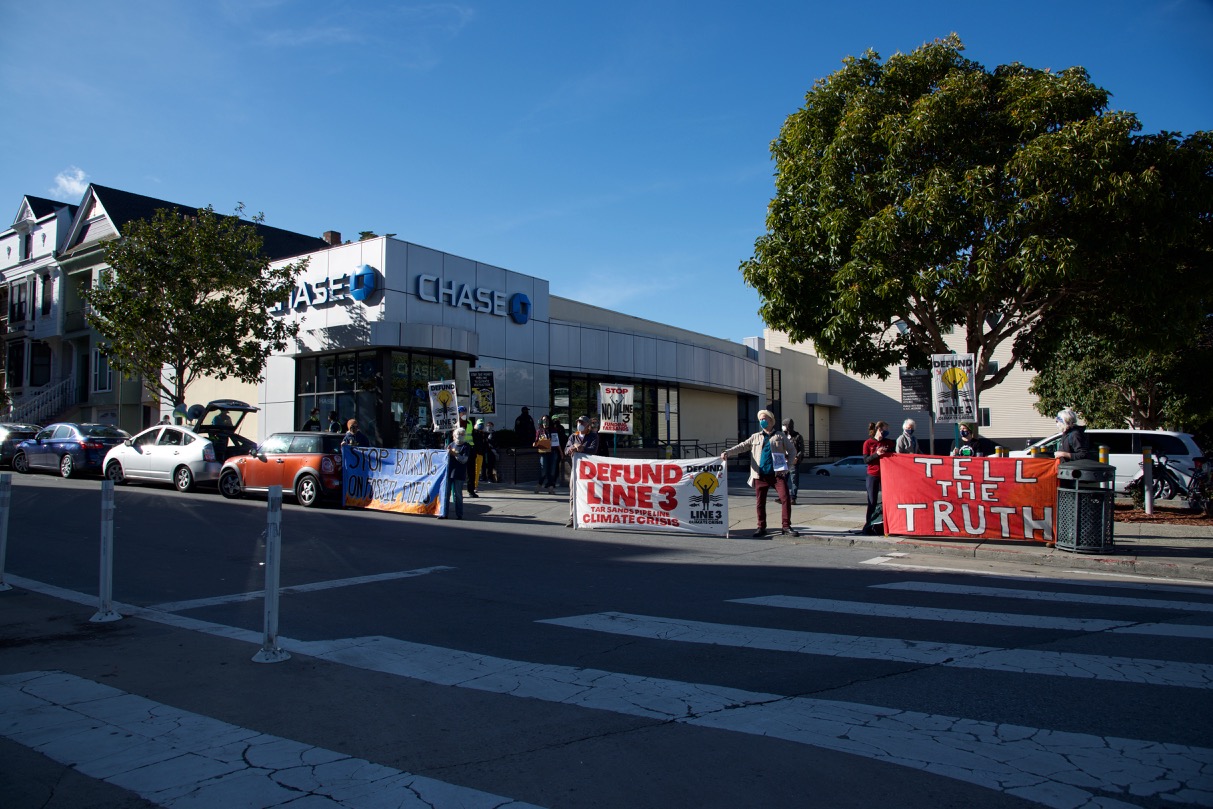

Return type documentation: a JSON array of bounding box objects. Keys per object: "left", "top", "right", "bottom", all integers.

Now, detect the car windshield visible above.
[{"left": 84, "top": 425, "right": 128, "bottom": 438}]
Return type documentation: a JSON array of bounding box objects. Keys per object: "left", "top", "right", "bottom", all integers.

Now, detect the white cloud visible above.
[{"left": 49, "top": 167, "right": 89, "bottom": 200}]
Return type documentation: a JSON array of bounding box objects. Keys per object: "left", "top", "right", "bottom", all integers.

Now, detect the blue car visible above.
[
  {"left": 0, "top": 422, "right": 42, "bottom": 466},
  {"left": 12, "top": 422, "right": 131, "bottom": 479}
]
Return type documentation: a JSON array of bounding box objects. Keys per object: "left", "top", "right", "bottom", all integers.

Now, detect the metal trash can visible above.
[{"left": 1055, "top": 460, "right": 1116, "bottom": 553}]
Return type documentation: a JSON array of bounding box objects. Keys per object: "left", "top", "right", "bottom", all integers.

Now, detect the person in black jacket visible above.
[{"left": 1054, "top": 409, "right": 1091, "bottom": 460}]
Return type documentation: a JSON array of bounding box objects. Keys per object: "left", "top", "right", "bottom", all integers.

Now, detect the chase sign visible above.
[
  {"left": 273, "top": 264, "right": 380, "bottom": 313},
  {"left": 416, "top": 274, "right": 530, "bottom": 324}
]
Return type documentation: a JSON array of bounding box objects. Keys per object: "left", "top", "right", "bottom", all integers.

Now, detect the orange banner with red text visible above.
[{"left": 881, "top": 455, "right": 1059, "bottom": 543}]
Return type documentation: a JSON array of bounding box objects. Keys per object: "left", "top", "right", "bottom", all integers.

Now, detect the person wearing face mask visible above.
[
  {"left": 564, "top": 415, "right": 599, "bottom": 527},
  {"left": 896, "top": 419, "right": 919, "bottom": 454},
  {"left": 862, "top": 421, "right": 896, "bottom": 535},
  {"left": 442, "top": 426, "right": 471, "bottom": 520},
  {"left": 950, "top": 422, "right": 995, "bottom": 457},
  {"left": 721, "top": 409, "right": 799, "bottom": 538}
]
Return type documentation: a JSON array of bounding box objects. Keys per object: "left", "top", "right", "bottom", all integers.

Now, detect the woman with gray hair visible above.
[
  {"left": 722, "top": 409, "right": 800, "bottom": 538},
  {"left": 1054, "top": 409, "right": 1090, "bottom": 461},
  {"left": 896, "top": 419, "right": 919, "bottom": 454}
]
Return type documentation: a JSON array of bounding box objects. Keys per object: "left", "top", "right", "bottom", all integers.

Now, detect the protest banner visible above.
[
  {"left": 598, "top": 383, "right": 634, "bottom": 434},
  {"left": 428, "top": 380, "right": 459, "bottom": 431},
  {"left": 931, "top": 353, "right": 977, "bottom": 424},
  {"left": 572, "top": 456, "right": 728, "bottom": 536},
  {"left": 881, "top": 454, "right": 1059, "bottom": 543},
  {"left": 343, "top": 446, "right": 448, "bottom": 515},
  {"left": 469, "top": 370, "right": 496, "bottom": 416}
]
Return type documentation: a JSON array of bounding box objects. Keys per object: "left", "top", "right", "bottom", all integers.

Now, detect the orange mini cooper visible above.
[{"left": 218, "top": 431, "right": 344, "bottom": 507}]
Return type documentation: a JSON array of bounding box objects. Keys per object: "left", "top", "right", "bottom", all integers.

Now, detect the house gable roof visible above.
[
  {"left": 62, "top": 184, "right": 328, "bottom": 262},
  {"left": 10, "top": 195, "right": 76, "bottom": 229}
]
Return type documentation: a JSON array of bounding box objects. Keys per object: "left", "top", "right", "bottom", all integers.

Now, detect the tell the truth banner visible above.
[
  {"left": 881, "top": 454, "right": 1059, "bottom": 543},
  {"left": 343, "top": 447, "right": 448, "bottom": 516},
  {"left": 572, "top": 456, "right": 728, "bottom": 536}
]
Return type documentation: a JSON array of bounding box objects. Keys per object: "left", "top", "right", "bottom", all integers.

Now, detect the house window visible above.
[
  {"left": 41, "top": 274, "right": 52, "bottom": 316},
  {"left": 92, "top": 348, "right": 112, "bottom": 393},
  {"left": 10, "top": 282, "right": 27, "bottom": 322},
  {"left": 978, "top": 407, "right": 991, "bottom": 428},
  {"left": 30, "top": 342, "right": 51, "bottom": 386},
  {"left": 765, "top": 366, "right": 782, "bottom": 420}
]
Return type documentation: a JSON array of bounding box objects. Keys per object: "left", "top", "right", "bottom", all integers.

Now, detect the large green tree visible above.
[
  {"left": 741, "top": 35, "right": 1212, "bottom": 395},
  {"left": 84, "top": 205, "right": 308, "bottom": 407}
]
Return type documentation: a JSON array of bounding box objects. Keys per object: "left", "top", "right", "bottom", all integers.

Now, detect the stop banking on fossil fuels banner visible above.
[{"left": 571, "top": 456, "right": 729, "bottom": 536}]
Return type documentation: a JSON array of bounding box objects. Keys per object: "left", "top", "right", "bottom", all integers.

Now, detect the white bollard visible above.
[
  {"left": 0, "top": 474, "right": 11, "bottom": 591},
  {"left": 253, "top": 486, "right": 290, "bottom": 663},
  {"left": 1143, "top": 446, "right": 1154, "bottom": 516},
  {"left": 90, "top": 480, "right": 121, "bottom": 622}
]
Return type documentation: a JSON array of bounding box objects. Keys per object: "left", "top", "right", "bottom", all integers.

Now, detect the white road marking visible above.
[
  {"left": 290, "top": 635, "right": 1212, "bottom": 809},
  {"left": 10, "top": 576, "right": 1213, "bottom": 807},
  {"left": 731, "top": 595, "right": 1213, "bottom": 639},
  {"left": 146, "top": 566, "right": 455, "bottom": 613},
  {"left": 0, "top": 671, "right": 542, "bottom": 809},
  {"left": 539, "top": 612, "right": 1213, "bottom": 688},
  {"left": 873, "top": 581, "right": 1213, "bottom": 612}
]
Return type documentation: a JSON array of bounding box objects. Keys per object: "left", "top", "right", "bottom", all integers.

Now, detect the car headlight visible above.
[{"left": 0, "top": 428, "right": 9, "bottom": 442}]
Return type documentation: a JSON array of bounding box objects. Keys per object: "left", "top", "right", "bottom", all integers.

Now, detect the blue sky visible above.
[{"left": 3, "top": 1, "right": 1210, "bottom": 343}]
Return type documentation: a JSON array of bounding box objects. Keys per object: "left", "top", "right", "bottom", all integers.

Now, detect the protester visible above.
[
  {"left": 534, "top": 414, "right": 559, "bottom": 494},
  {"left": 1053, "top": 409, "right": 1091, "bottom": 461},
  {"left": 456, "top": 406, "right": 479, "bottom": 498},
  {"left": 951, "top": 422, "right": 996, "bottom": 457},
  {"left": 303, "top": 407, "right": 323, "bottom": 432},
  {"left": 862, "top": 420, "right": 896, "bottom": 535},
  {"left": 442, "top": 426, "right": 470, "bottom": 519},
  {"left": 327, "top": 410, "right": 342, "bottom": 432},
  {"left": 550, "top": 415, "right": 570, "bottom": 486},
  {"left": 564, "top": 415, "right": 599, "bottom": 527},
  {"left": 472, "top": 419, "right": 489, "bottom": 487},
  {"left": 483, "top": 421, "right": 499, "bottom": 483},
  {"left": 159, "top": 415, "right": 171, "bottom": 425},
  {"left": 781, "top": 418, "right": 805, "bottom": 505},
  {"left": 342, "top": 419, "right": 369, "bottom": 448},
  {"left": 721, "top": 409, "right": 799, "bottom": 538},
  {"left": 896, "top": 419, "right": 919, "bottom": 454},
  {"left": 514, "top": 406, "right": 536, "bottom": 445}
]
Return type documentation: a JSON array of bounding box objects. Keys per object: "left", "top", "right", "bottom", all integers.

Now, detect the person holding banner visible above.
[
  {"left": 721, "top": 410, "right": 799, "bottom": 538},
  {"left": 862, "top": 420, "right": 896, "bottom": 534},
  {"left": 442, "top": 426, "right": 471, "bottom": 519},
  {"left": 564, "top": 415, "right": 599, "bottom": 527}
]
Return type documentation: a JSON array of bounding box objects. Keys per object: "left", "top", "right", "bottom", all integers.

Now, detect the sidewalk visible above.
[{"left": 471, "top": 479, "right": 1213, "bottom": 584}]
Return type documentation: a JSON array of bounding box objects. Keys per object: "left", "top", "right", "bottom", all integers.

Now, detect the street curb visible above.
[{"left": 779, "top": 530, "right": 1213, "bottom": 582}]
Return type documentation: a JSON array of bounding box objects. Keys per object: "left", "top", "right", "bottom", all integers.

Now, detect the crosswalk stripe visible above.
[
  {"left": 539, "top": 612, "right": 1213, "bottom": 688},
  {"left": 0, "top": 671, "right": 542, "bottom": 809},
  {"left": 872, "top": 581, "right": 1213, "bottom": 612},
  {"left": 731, "top": 595, "right": 1213, "bottom": 639},
  {"left": 289, "top": 634, "right": 1212, "bottom": 809}
]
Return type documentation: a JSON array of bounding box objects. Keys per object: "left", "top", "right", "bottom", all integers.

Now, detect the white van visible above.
[{"left": 1010, "top": 429, "right": 1204, "bottom": 492}]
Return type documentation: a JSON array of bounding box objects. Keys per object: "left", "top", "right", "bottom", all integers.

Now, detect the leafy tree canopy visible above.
[
  {"left": 742, "top": 34, "right": 1213, "bottom": 394},
  {"left": 84, "top": 204, "right": 308, "bottom": 407}
]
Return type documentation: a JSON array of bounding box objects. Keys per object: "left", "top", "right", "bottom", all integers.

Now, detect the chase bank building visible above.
[{"left": 261, "top": 234, "right": 785, "bottom": 451}]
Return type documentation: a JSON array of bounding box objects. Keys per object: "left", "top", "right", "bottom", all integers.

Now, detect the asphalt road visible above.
[{"left": 2, "top": 472, "right": 1211, "bottom": 808}]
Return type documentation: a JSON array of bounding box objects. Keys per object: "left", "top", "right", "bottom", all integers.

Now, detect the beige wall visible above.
[
  {"left": 178, "top": 375, "right": 262, "bottom": 440},
  {"left": 679, "top": 386, "right": 739, "bottom": 448}
]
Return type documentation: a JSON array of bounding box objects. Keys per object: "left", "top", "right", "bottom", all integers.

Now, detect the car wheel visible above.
[
  {"left": 60, "top": 454, "right": 75, "bottom": 479},
  {"left": 219, "top": 470, "right": 243, "bottom": 499},
  {"left": 296, "top": 474, "right": 321, "bottom": 507},
  {"left": 11, "top": 452, "right": 30, "bottom": 474},
  {"left": 174, "top": 466, "right": 195, "bottom": 493},
  {"left": 105, "top": 462, "right": 126, "bottom": 485},
  {"left": 816, "top": 469, "right": 829, "bottom": 476}
]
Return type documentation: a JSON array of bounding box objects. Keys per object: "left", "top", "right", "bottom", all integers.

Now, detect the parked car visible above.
[
  {"left": 811, "top": 455, "right": 869, "bottom": 477},
  {"left": 218, "top": 431, "right": 344, "bottom": 507},
  {"left": 11, "top": 423, "right": 131, "bottom": 478},
  {"left": 0, "top": 422, "right": 42, "bottom": 466},
  {"left": 1010, "top": 429, "right": 1204, "bottom": 492},
  {"left": 103, "top": 424, "right": 255, "bottom": 492}
]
